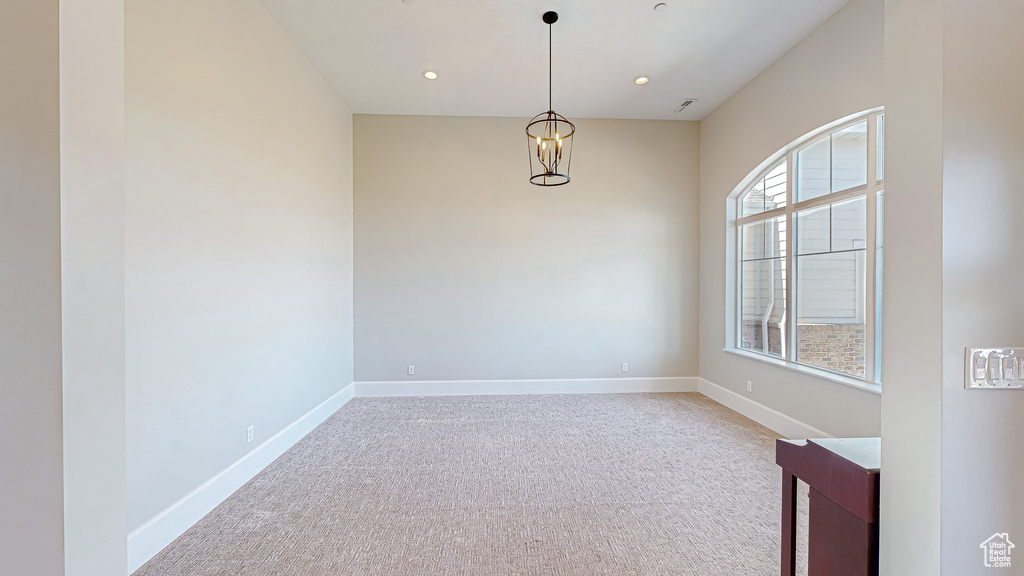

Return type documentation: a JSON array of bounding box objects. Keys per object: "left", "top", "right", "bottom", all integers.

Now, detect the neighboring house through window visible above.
[{"left": 729, "top": 109, "right": 884, "bottom": 387}]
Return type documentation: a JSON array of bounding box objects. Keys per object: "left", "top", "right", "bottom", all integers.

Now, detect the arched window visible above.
[{"left": 730, "top": 109, "right": 884, "bottom": 386}]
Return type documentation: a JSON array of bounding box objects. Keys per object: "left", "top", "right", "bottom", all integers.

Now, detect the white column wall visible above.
[
  {"left": 940, "top": 0, "right": 1024, "bottom": 573},
  {"left": 879, "top": 0, "right": 944, "bottom": 573},
  {"left": 59, "top": 0, "right": 128, "bottom": 574}
]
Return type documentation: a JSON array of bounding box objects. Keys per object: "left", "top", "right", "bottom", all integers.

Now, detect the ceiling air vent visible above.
[{"left": 674, "top": 98, "right": 698, "bottom": 114}]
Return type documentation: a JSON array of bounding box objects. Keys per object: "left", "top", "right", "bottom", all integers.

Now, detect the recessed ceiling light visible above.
[
  {"left": 654, "top": 3, "right": 668, "bottom": 12},
  {"left": 634, "top": 76, "right": 650, "bottom": 85},
  {"left": 423, "top": 71, "right": 438, "bottom": 80}
]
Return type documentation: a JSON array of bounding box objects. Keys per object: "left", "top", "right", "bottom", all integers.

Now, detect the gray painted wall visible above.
[
  {"left": 941, "top": 0, "right": 1024, "bottom": 572},
  {"left": 698, "top": 0, "right": 884, "bottom": 438},
  {"left": 0, "top": 1, "right": 65, "bottom": 574},
  {"left": 125, "top": 0, "right": 355, "bottom": 533},
  {"left": 353, "top": 115, "right": 700, "bottom": 383}
]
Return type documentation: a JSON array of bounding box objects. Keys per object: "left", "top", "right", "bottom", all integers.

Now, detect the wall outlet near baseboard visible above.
[
  {"left": 622, "top": 362, "right": 629, "bottom": 373},
  {"left": 246, "top": 425, "right": 254, "bottom": 443},
  {"left": 407, "top": 365, "right": 415, "bottom": 376},
  {"left": 746, "top": 380, "right": 753, "bottom": 393}
]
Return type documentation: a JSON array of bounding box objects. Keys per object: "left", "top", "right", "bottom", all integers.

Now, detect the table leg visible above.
[{"left": 781, "top": 470, "right": 797, "bottom": 576}]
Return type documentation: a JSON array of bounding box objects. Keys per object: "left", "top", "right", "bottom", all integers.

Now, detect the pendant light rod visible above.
[{"left": 543, "top": 11, "right": 558, "bottom": 111}]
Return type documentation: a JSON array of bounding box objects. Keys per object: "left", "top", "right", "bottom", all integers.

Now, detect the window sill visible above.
[{"left": 723, "top": 348, "right": 882, "bottom": 395}]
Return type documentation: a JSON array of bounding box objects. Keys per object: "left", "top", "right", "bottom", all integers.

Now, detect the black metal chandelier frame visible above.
[{"left": 526, "top": 11, "right": 574, "bottom": 187}]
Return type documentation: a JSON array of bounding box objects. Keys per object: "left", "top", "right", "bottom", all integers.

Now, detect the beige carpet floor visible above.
[{"left": 134, "top": 393, "right": 809, "bottom": 575}]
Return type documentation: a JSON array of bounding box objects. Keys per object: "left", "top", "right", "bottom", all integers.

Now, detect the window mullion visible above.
[
  {"left": 790, "top": 184, "right": 880, "bottom": 213},
  {"left": 736, "top": 207, "right": 787, "bottom": 227},
  {"left": 736, "top": 221, "right": 743, "bottom": 350},
  {"left": 785, "top": 151, "right": 796, "bottom": 363},
  {"left": 864, "top": 114, "right": 879, "bottom": 383}
]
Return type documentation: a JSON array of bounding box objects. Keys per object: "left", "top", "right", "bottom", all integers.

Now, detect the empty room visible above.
[{"left": 2, "top": 0, "right": 1023, "bottom": 575}]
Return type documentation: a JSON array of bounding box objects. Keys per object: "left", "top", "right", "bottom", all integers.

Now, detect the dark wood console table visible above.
[{"left": 776, "top": 438, "right": 881, "bottom": 576}]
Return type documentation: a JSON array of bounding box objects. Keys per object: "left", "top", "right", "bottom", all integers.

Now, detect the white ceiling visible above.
[{"left": 260, "top": 0, "right": 847, "bottom": 121}]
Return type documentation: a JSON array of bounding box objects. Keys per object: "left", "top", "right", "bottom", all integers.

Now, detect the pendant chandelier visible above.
[{"left": 526, "top": 11, "right": 574, "bottom": 186}]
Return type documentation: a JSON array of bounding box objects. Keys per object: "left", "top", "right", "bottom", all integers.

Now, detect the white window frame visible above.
[{"left": 726, "top": 108, "right": 884, "bottom": 390}]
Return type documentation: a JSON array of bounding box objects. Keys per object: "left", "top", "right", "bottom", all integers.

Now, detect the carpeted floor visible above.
[{"left": 134, "top": 393, "right": 809, "bottom": 575}]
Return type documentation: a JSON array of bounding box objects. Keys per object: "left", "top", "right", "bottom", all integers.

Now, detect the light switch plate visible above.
[{"left": 966, "top": 348, "right": 1024, "bottom": 389}]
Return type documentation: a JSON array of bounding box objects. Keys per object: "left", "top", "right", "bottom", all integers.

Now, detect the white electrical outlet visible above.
[
  {"left": 408, "top": 365, "right": 415, "bottom": 376},
  {"left": 746, "top": 380, "right": 753, "bottom": 393},
  {"left": 246, "top": 425, "right": 254, "bottom": 444},
  {"left": 622, "top": 362, "right": 629, "bottom": 373}
]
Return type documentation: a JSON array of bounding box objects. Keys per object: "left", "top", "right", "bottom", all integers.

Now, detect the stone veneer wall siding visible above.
[
  {"left": 740, "top": 321, "right": 784, "bottom": 356},
  {"left": 741, "top": 321, "right": 866, "bottom": 378},
  {"left": 797, "top": 323, "right": 866, "bottom": 377}
]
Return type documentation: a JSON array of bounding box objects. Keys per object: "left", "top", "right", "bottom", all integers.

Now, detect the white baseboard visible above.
[
  {"left": 126, "top": 383, "right": 356, "bottom": 573},
  {"left": 696, "top": 377, "right": 831, "bottom": 439},
  {"left": 355, "top": 377, "right": 697, "bottom": 397}
]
